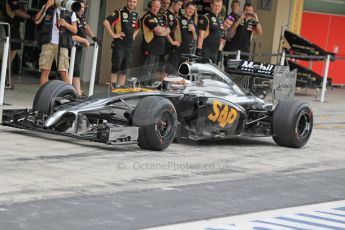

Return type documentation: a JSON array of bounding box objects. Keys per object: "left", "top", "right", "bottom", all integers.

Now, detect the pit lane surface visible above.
[{"left": 0, "top": 84, "right": 344, "bottom": 230}]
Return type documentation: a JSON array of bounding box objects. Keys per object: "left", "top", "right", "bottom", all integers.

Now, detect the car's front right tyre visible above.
[
  {"left": 33, "top": 80, "right": 77, "bottom": 114},
  {"left": 33, "top": 80, "right": 77, "bottom": 132}
]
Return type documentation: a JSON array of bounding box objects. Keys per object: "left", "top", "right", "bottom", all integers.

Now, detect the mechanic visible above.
[
  {"left": 160, "top": 0, "right": 183, "bottom": 74},
  {"left": 3, "top": 0, "right": 31, "bottom": 74},
  {"left": 223, "top": 15, "right": 236, "bottom": 42},
  {"left": 160, "top": 0, "right": 171, "bottom": 14},
  {"left": 103, "top": 0, "right": 139, "bottom": 87},
  {"left": 179, "top": 0, "right": 197, "bottom": 25},
  {"left": 35, "top": 0, "right": 77, "bottom": 85},
  {"left": 222, "top": 0, "right": 239, "bottom": 44},
  {"left": 196, "top": 0, "right": 224, "bottom": 64},
  {"left": 141, "top": 0, "right": 171, "bottom": 84},
  {"left": 167, "top": 1, "right": 197, "bottom": 73},
  {"left": 71, "top": 0, "right": 98, "bottom": 96},
  {"left": 226, "top": 0, "right": 241, "bottom": 21},
  {"left": 224, "top": 2, "right": 262, "bottom": 61}
]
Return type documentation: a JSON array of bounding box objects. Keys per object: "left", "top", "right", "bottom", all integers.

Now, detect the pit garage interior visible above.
[{"left": 1, "top": 0, "right": 344, "bottom": 86}]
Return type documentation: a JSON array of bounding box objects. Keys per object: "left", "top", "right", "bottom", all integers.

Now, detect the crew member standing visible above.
[
  {"left": 179, "top": 0, "right": 197, "bottom": 25},
  {"left": 72, "top": 0, "right": 98, "bottom": 96},
  {"left": 161, "top": 0, "right": 183, "bottom": 72},
  {"left": 167, "top": 1, "right": 197, "bottom": 73},
  {"left": 164, "top": 0, "right": 183, "bottom": 49},
  {"left": 225, "top": 3, "right": 262, "bottom": 60},
  {"left": 197, "top": 0, "right": 224, "bottom": 64},
  {"left": 141, "top": 0, "right": 171, "bottom": 84},
  {"left": 161, "top": 0, "right": 171, "bottom": 13},
  {"left": 4, "top": 0, "right": 31, "bottom": 72},
  {"left": 103, "top": 0, "right": 139, "bottom": 87},
  {"left": 35, "top": 0, "right": 77, "bottom": 85}
]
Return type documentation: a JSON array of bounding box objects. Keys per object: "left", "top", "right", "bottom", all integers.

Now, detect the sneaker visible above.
[{"left": 111, "top": 82, "right": 120, "bottom": 89}]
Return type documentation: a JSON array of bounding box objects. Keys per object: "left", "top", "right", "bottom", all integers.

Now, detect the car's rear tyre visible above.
[
  {"left": 33, "top": 80, "right": 77, "bottom": 114},
  {"left": 272, "top": 99, "right": 313, "bottom": 148},
  {"left": 132, "top": 96, "right": 177, "bottom": 151}
]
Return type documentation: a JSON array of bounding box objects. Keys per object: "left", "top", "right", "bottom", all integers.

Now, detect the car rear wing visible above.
[{"left": 226, "top": 60, "right": 297, "bottom": 106}]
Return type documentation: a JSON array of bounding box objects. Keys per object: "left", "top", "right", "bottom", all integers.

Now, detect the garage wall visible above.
[
  {"left": 251, "top": 0, "right": 293, "bottom": 64},
  {"left": 300, "top": 12, "right": 345, "bottom": 85}
]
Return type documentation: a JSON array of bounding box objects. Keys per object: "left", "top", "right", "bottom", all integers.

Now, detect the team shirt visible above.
[
  {"left": 161, "top": 9, "right": 178, "bottom": 53},
  {"left": 226, "top": 19, "right": 257, "bottom": 52},
  {"left": 174, "top": 15, "right": 196, "bottom": 54},
  {"left": 106, "top": 6, "right": 139, "bottom": 48},
  {"left": 76, "top": 15, "right": 87, "bottom": 38},
  {"left": 163, "top": 9, "right": 178, "bottom": 34},
  {"left": 198, "top": 11, "right": 224, "bottom": 52},
  {"left": 4, "top": 0, "right": 21, "bottom": 24},
  {"left": 141, "top": 11, "right": 167, "bottom": 56}
]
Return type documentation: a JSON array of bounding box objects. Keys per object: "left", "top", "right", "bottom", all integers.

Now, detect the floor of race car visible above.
[{"left": 0, "top": 82, "right": 345, "bottom": 230}]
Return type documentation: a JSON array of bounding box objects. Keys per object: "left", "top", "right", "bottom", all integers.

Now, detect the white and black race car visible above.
[{"left": 1, "top": 57, "right": 313, "bottom": 151}]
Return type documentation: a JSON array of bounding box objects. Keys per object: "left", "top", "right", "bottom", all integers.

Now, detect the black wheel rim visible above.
[
  {"left": 296, "top": 111, "right": 311, "bottom": 139},
  {"left": 157, "top": 111, "right": 173, "bottom": 139}
]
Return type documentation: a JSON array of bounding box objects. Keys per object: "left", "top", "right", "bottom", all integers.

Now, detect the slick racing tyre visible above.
[
  {"left": 272, "top": 99, "right": 313, "bottom": 148},
  {"left": 33, "top": 80, "right": 77, "bottom": 132},
  {"left": 33, "top": 80, "right": 77, "bottom": 115},
  {"left": 132, "top": 96, "right": 177, "bottom": 151}
]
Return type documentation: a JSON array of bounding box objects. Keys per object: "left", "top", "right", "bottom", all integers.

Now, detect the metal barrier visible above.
[
  {"left": 321, "top": 55, "right": 331, "bottom": 103},
  {"left": 88, "top": 42, "right": 99, "bottom": 96},
  {"left": 68, "top": 43, "right": 77, "bottom": 83},
  {"left": 68, "top": 42, "right": 99, "bottom": 96},
  {"left": 0, "top": 22, "right": 10, "bottom": 106}
]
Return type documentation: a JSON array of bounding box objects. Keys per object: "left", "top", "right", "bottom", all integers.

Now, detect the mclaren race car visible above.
[{"left": 1, "top": 56, "right": 313, "bottom": 151}]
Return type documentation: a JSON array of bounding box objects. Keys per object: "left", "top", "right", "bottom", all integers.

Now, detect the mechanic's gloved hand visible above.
[
  {"left": 92, "top": 36, "right": 102, "bottom": 45},
  {"left": 196, "top": 48, "right": 202, "bottom": 56}
]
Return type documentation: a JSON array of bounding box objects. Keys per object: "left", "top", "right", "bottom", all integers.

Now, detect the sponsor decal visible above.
[
  {"left": 182, "top": 19, "right": 187, "bottom": 26},
  {"left": 208, "top": 100, "right": 238, "bottom": 128},
  {"left": 169, "top": 14, "right": 174, "bottom": 21},
  {"left": 123, "top": 12, "right": 128, "bottom": 19},
  {"left": 212, "top": 17, "right": 216, "bottom": 22},
  {"left": 240, "top": 61, "right": 275, "bottom": 75},
  {"left": 112, "top": 88, "right": 154, "bottom": 93}
]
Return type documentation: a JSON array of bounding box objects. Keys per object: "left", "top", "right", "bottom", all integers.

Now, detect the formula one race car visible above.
[{"left": 1, "top": 56, "right": 313, "bottom": 151}]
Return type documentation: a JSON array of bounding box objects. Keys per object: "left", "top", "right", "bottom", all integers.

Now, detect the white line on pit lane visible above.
[{"left": 141, "top": 200, "right": 345, "bottom": 230}]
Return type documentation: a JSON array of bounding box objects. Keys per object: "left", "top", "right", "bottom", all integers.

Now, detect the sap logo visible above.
[
  {"left": 208, "top": 100, "right": 238, "bottom": 128},
  {"left": 242, "top": 61, "right": 274, "bottom": 71}
]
